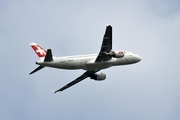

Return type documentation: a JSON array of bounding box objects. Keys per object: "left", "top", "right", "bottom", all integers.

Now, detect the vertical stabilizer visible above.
[{"left": 30, "top": 43, "right": 47, "bottom": 59}]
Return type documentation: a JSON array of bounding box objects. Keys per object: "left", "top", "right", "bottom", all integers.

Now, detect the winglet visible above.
[
  {"left": 53, "top": 88, "right": 62, "bottom": 94},
  {"left": 106, "top": 24, "right": 111, "bottom": 27}
]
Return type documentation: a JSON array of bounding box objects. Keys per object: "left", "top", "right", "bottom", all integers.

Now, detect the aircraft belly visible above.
[
  {"left": 59, "top": 58, "right": 87, "bottom": 70},
  {"left": 86, "top": 60, "right": 113, "bottom": 70},
  {"left": 86, "top": 64, "right": 110, "bottom": 70}
]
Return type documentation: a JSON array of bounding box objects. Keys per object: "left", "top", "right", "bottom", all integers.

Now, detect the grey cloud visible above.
[{"left": 0, "top": 0, "right": 180, "bottom": 120}]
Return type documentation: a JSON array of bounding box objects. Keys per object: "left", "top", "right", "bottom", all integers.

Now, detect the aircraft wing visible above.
[
  {"left": 95, "top": 25, "right": 112, "bottom": 62},
  {"left": 53, "top": 70, "right": 99, "bottom": 93}
]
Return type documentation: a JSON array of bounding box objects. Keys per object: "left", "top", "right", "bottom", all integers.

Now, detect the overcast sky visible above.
[{"left": 1, "top": 0, "right": 180, "bottom": 120}]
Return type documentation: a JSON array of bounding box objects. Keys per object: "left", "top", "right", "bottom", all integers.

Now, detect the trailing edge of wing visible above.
[{"left": 53, "top": 70, "right": 99, "bottom": 93}]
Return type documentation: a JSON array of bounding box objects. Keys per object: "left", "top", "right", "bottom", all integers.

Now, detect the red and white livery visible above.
[{"left": 29, "top": 25, "right": 141, "bottom": 93}]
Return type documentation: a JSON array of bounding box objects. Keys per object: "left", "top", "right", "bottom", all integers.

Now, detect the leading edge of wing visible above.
[{"left": 53, "top": 70, "right": 100, "bottom": 93}]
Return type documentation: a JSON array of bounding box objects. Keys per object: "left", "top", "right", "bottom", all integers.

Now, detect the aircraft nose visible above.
[{"left": 136, "top": 55, "right": 141, "bottom": 62}]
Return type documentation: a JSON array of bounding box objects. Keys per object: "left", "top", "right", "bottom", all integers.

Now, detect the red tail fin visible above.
[{"left": 30, "top": 43, "right": 47, "bottom": 58}]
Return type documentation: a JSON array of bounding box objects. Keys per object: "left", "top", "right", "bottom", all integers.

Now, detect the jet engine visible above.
[
  {"left": 109, "top": 50, "right": 124, "bottom": 58},
  {"left": 90, "top": 73, "right": 106, "bottom": 81}
]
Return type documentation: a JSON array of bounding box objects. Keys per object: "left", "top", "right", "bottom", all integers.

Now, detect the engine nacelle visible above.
[
  {"left": 110, "top": 50, "right": 124, "bottom": 58},
  {"left": 90, "top": 73, "right": 106, "bottom": 81}
]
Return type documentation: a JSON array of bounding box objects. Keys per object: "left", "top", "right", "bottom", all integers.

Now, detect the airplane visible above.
[{"left": 29, "top": 25, "right": 141, "bottom": 93}]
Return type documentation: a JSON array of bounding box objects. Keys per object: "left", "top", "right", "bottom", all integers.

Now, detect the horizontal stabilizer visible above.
[
  {"left": 44, "top": 49, "right": 53, "bottom": 62},
  {"left": 29, "top": 66, "right": 45, "bottom": 75}
]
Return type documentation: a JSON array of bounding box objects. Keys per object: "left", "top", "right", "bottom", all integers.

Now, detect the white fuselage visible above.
[
  {"left": 36, "top": 51, "right": 141, "bottom": 71},
  {"left": 29, "top": 25, "right": 142, "bottom": 93}
]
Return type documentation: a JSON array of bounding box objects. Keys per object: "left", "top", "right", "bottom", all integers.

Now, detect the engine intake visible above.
[
  {"left": 110, "top": 50, "right": 124, "bottom": 58},
  {"left": 90, "top": 73, "right": 106, "bottom": 81}
]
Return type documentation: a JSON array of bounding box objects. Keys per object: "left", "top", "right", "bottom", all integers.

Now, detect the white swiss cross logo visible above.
[{"left": 36, "top": 46, "right": 45, "bottom": 55}]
